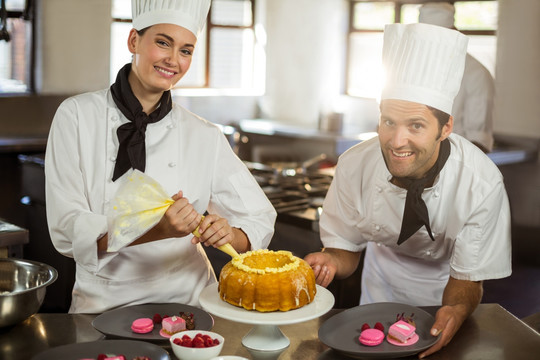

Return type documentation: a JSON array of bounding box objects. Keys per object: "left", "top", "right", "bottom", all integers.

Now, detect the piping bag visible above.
[{"left": 107, "top": 169, "right": 239, "bottom": 258}]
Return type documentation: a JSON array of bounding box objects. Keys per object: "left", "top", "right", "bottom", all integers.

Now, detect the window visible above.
[
  {"left": 0, "top": 0, "right": 34, "bottom": 94},
  {"left": 111, "top": 0, "right": 262, "bottom": 92},
  {"left": 347, "top": 1, "right": 498, "bottom": 99}
]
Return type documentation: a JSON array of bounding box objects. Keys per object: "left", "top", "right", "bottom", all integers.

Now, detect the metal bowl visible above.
[{"left": 0, "top": 258, "right": 58, "bottom": 328}]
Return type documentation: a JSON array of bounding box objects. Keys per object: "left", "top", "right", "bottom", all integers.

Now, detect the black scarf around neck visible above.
[
  {"left": 110, "top": 63, "right": 173, "bottom": 181},
  {"left": 394, "top": 138, "right": 451, "bottom": 245}
]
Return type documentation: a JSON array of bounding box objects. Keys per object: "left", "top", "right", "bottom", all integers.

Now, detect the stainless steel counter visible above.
[{"left": 1, "top": 304, "right": 538, "bottom": 360}]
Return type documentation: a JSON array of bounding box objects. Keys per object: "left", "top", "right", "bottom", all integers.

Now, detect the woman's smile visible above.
[{"left": 154, "top": 65, "right": 176, "bottom": 78}]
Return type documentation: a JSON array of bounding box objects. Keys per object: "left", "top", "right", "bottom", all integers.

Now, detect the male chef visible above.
[{"left": 305, "top": 23, "right": 511, "bottom": 358}]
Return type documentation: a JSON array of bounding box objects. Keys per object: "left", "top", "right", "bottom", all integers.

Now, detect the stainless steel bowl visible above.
[{"left": 0, "top": 258, "right": 58, "bottom": 327}]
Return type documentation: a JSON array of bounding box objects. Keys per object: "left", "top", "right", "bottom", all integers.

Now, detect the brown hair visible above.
[{"left": 427, "top": 106, "right": 451, "bottom": 129}]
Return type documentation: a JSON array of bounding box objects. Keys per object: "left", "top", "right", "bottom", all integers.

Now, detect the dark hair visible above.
[
  {"left": 136, "top": 27, "right": 150, "bottom": 36},
  {"left": 427, "top": 106, "right": 451, "bottom": 129}
]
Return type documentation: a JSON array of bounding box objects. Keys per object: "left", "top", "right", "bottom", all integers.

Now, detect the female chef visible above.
[
  {"left": 305, "top": 23, "right": 511, "bottom": 358},
  {"left": 45, "top": 0, "right": 276, "bottom": 313}
]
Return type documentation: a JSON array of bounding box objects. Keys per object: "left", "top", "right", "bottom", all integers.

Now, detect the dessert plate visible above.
[
  {"left": 92, "top": 302, "right": 213, "bottom": 343},
  {"left": 318, "top": 302, "right": 439, "bottom": 359},
  {"left": 32, "top": 339, "right": 169, "bottom": 360}
]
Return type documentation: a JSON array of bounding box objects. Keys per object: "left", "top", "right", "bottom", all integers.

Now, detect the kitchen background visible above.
[{"left": 0, "top": 0, "right": 539, "bottom": 328}]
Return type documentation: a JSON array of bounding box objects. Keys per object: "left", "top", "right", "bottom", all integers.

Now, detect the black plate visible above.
[
  {"left": 92, "top": 303, "right": 214, "bottom": 343},
  {"left": 32, "top": 339, "right": 170, "bottom": 360},
  {"left": 318, "top": 302, "right": 439, "bottom": 359}
]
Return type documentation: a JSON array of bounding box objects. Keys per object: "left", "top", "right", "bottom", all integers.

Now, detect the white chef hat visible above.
[
  {"left": 131, "top": 0, "right": 211, "bottom": 37},
  {"left": 419, "top": 2, "right": 455, "bottom": 29},
  {"left": 381, "top": 23, "right": 468, "bottom": 115}
]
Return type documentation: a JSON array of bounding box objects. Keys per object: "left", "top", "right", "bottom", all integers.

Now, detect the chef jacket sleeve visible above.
[
  {"left": 319, "top": 162, "right": 367, "bottom": 253},
  {"left": 460, "top": 61, "right": 495, "bottom": 152},
  {"left": 207, "top": 131, "right": 276, "bottom": 250},
  {"left": 45, "top": 98, "right": 107, "bottom": 274},
  {"left": 450, "top": 179, "right": 512, "bottom": 281}
]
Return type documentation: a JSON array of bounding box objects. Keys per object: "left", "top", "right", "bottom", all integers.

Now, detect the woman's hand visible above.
[
  {"left": 191, "top": 213, "right": 234, "bottom": 248},
  {"left": 155, "top": 191, "right": 202, "bottom": 239}
]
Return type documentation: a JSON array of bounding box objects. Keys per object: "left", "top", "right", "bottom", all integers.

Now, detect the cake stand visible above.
[{"left": 199, "top": 283, "right": 334, "bottom": 360}]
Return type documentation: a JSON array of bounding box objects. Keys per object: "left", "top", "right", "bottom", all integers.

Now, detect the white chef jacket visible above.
[
  {"left": 45, "top": 89, "right": 276, "bottom": 313},
  {"left": 320, "top": 134, "right": 511, "bottom": 306},
  {"left": 452, "top": 54, "right": 495, "bottom": 152}
]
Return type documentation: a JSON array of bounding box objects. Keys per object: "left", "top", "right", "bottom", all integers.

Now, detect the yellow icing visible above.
[{"left": 231, "top": 249, "right": 300, "bottom": 274}]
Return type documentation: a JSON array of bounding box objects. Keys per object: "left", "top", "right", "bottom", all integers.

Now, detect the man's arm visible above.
[{"left": 419, "top": 276, "right": 483, "bottom": 358}]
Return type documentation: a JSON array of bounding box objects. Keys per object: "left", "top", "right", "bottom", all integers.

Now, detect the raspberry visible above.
[
  {"left": 374, "top": 322, "right": 384, "bottom": 332},
  {"left": 205, "top": 337, "right": 215, "bottom": 347},
  {"left": 182, "top": 338, "right": 192, "bottom": 347},
  {"left": 361, "top": 323, "right": 370, "bottom": 332},
  {"left": 182, "top": 334, "right": 192, "bottom": 341},
  {"left": 173, "top": 338, "right": 183, "bottom": 346},
  {"left": 193, "top": 336, "right": 205, "bottom": 348},
  {"left": 213, "top": 338, "right": 220, "bottom": 346},
  {"left": 152, "top": 313, "right": 162, "bottom": 324}
]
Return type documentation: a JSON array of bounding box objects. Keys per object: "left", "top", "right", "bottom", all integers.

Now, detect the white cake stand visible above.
[{"left": 199, "top": 283, "right": 335, "bottom": 360}]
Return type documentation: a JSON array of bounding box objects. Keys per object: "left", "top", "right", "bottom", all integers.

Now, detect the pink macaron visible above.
[
  {"left": 131, "top": 317, "right": 154, "bottom": 334},
  {"left": 359, "top": 328, "right": 384, "bottom": 346}
]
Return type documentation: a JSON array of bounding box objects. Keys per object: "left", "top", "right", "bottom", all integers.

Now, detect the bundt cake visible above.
[{"left": 218, "top": 249, "right": 317, "bottom": 312}]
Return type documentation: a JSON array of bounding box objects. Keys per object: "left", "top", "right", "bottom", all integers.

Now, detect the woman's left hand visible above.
[{"left": 191, "top": 213, "right": 234, "bottom": 248}]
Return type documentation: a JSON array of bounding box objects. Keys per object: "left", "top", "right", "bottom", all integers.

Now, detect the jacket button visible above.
[
  {"left": 111, "top": 115, "right": 118, "bottom": 121},
  {"left": 375, "top": 225, "right": 381, "bottom": 231},
  {"left": 109, "top": 156, "right": 116, "bottom": 162},
  {"left": 168, "top": 162, "right": 176, "bottom": 167}
]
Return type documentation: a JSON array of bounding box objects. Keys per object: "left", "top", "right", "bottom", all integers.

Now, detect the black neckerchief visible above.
[
  {"left": 110, "top": 63, "right": 173, "bottom": 181},
  {"left": 393, "top": 138, "right": 451, "bottom": 245}
]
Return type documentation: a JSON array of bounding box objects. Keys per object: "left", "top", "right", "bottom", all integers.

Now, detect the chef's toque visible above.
[
  {"left": 419, "top": 2, "right": 455, "bottom": 29},
  {"left": 131, "top": 0, "right": 211, "bottom": 37},
  {"left": 381, "top": 23, "right": 468, "bottom": 115}
]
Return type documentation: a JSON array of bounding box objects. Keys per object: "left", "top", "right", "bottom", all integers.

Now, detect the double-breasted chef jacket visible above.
[
  {"left": 452, "top": 53, "right": 495, "bottom": 152},
  {"left": 320, "top": 134, "right": 511, "bottom": 306},
  {"left": 45, "top": 89, "right": 277, "bottom": 313}
]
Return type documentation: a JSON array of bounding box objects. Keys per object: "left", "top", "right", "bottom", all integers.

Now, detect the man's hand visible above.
[
  {"left": 418, "top": 277, "right": 482, "bottom": 358},
  {"left": 304, "top": 248, "right": 361, "bottom": 288},
  {"left": 418, "top": 304, "right": 468, "bottom": 358},
  {"left": 304, "top": 251, "right": 338, "bottom": 287}
]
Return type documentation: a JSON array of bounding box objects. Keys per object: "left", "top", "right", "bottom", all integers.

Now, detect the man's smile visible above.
[{"left": 391, "top": 150, "right": 414, "bottom": 158}]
